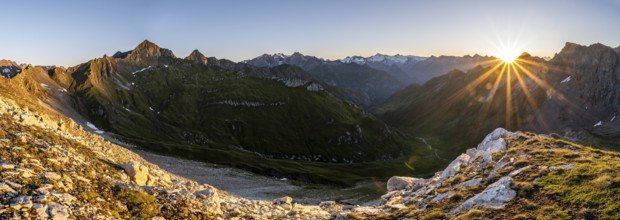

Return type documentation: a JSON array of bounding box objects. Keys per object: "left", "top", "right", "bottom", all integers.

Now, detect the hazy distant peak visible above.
[{"left": 340, "top": 54, "right": 426, "bottom": 65}]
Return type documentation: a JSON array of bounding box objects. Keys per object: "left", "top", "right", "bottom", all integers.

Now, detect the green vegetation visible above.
[{"left": 58, "top": 54, "right": 444, "bottom": 185}]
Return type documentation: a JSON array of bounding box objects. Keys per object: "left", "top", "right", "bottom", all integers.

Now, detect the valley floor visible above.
[{"left": 124, "top": 143, "right": 385, "bottom": 205}]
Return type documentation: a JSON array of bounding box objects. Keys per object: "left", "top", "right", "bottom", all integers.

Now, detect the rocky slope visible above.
[
  {"left": 0, "top": 95, "right": 334, "bottom": 219},
  {"left": 336, "top": 128, "right": 620, "bottom": 219},
  {"left": 1, "top": 93, "right": 618, "bottom": 219}
]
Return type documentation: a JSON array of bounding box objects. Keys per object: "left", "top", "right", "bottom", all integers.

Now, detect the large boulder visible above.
[
  {"left": 466, "top": 128, "right": 512, "bottom": 164},
  {"left": 386, "top": 176, "right": 425, "bottom": 191},
  {"left": 440, "top": 154, "right": 471, "bottom": 181},
  {"left": 120, "top": 163, "right": 151, "bottom": 186},
  {"left": 450, "top": 177, "right": 516, "bottom": 216}
]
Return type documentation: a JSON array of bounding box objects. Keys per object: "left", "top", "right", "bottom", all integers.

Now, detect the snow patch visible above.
[
  {"left": 131, "top": 66, "right": 152, "bottom": 75},
  {"left": 611, "top": 116, "right": 616, "bottom": 122},
  {"left": 207, "top": 100, "right": 285, "bottom": 107},
  {"left": 561, "top": 76, "right": 571, "bottom": 83},
  {"left": 306, "top": 83, "right": 323, "bottom": 92},
  {"left": 86, "top": 122, "right": 104, "bottom": 134},
  {"left": 594, "top": 121, "right": 603, "bottom": 127}
]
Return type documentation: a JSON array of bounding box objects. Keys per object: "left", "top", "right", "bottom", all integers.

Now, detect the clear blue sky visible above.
[{"left": 1, "top": 0, "right": 619, "bottom": 66}]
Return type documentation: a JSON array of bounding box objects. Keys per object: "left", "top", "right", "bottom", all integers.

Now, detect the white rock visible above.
[
  {"left": 549, "top": 164, "right": 575, "bottom": 171},
  {"left": 11, "top": 196, "right": 33, "bottom": 210},
  {"left": 450, "top": 177, "right": 516, "bottom": 215},
  {"left": 386, "top": 176, "right": 425, "bottom": 191},
  {"left": 473, "top": 128, "right": 512, "bottom": 163},
  {"left": 440, "top": 154, "right": 471, "bottom": 181},
  {"left": 273, "top": 196, "right": 293, "bottom": 206},
  {"left": 120, "top": 163, "right": 151, "bottom": 186},
  {"left": 430, "top": 191, "right": 455, "bottom": 203},
  {"left": 43, "top": 172, "right": 62, "bottom": 181},
  {"left": 47, "top": 203, "right": 70, "bottom": 220},
  {"left": 32, "top": 203, "right": 49, "bottom": 218}
]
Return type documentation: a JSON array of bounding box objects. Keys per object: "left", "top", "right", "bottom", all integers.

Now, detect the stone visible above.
[
  {"left": 42, "top": 172, "right": 62, "bottom": 181},
  {"left": 120, "top": 162, "right": 151, "bottom": 186},
  {"left": 10, "top": 196, "right": 33, "bottom": 210},
  {"left": 386, "top": 176, "right": 425, "bottom": 191},
  {"left": 273, "top": 196, "right": 293, "bottom": 206},
  {"left": 319, "top": 201, "right": 336, "bottom": 208},
  {"left": 549, "top": 164, "right": 575, "bottom": 171},
  {"left": 49, "top": 191, "right": 77, "bottom": 204},
  {"left": 472, "top": 128, "right": 512, "bottom": 163},
  {"left": 440, "top": 154, "right": 471, "bottom": 181},
  {"left": 32, "top": 203, "right": 49, "bottom": 219},
  {"left": 0, "top": 162, "right": 15, "bottom": 170},
  {"left": 0, "top": 182, "right": 17, "bottom": 194},
  {"left": 47, "top": 203, "right": 70, "bottom": 220},
  {"left": 456, "top": 178, "right": 482, "bottom": 188},
  {"left": 431, "top": 191, "right": 455, "bottom": 203},
  {"left": 450, "top": 177, "right": 516, "bottom": 216}
]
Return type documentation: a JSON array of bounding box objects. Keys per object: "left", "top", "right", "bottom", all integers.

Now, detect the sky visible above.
[{"left": 1, "top": 0, "right": 619, "bottom": 66}]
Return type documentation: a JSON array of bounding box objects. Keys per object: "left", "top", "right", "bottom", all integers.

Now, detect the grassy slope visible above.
[
  {"left": 359, "top": 133, "right": 620, "bottom": 220},
  {"left": 58, "top": 58, "right": 446, "bottom": 185},
  {"left": 372, "top": 65, "right": 548, "bottom": 159}
]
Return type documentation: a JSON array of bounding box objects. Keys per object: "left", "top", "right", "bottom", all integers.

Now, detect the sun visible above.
[{"left": 496, "top": 49, "right": 520, "bottom": 63}]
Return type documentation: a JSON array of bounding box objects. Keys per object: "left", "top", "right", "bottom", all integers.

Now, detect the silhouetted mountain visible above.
[{"left": 373, "top": 42, "right": 620, "bottom": 157}]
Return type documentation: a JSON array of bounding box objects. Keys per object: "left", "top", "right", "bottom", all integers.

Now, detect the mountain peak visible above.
[
  {"left": 0, "top": 59, "right": 18, "bottom": 67},
  {"left": 125, "top": 40, "right": 175, "bottom": 63},
  {"left": 135, "top": 40, "right": 159, "bottom": 50},
  {"left": 185, "top": 49, "right": 208, "bottom": 65},
  {"left": 554, "top": 42, "right": 616, "bottom": 62}
]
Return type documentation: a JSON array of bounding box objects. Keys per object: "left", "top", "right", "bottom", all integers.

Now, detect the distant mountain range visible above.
[
  {"left": 2, "top": 40, "right": 620, "bottom": 186},
  {"left": 244, "top": 52, "right": 499, "bottom": 106},
  {"left": 372, "top": 42, "right": 620, "bottom": 159}
]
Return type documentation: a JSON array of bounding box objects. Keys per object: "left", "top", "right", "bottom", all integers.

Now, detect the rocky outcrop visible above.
[
  {"left": 0, "top": 96, "right": 336, "bottom": 219},
  {"left": 450, "top": 177, "right": 516, "bottom": 215},
  {"left": 124, "top": 40, "right": 176, "bottom": 64},
  {"left": 387, "top": 176, "right": 425, "bottom": 191},
  {"left": 185, "top": 49, "right": 208, "bottom": 65}
]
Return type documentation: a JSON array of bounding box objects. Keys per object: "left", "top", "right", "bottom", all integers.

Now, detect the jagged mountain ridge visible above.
[
  {"left": 244, "top": 53, "right": 407, "bottom": 106},
  {"left": 1, "top": 40, "right": 426, "bottom": 186},
  {"left": 373, "top": 42, "right": 620, "bottom": 160},
  {"left": 245, "top": 52, "right": 504, "bottom": 106}
]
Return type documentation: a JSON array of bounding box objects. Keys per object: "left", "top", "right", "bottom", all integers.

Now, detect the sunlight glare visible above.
[{"left": 497, "top": 49, "right": 520, "bottom": 63}]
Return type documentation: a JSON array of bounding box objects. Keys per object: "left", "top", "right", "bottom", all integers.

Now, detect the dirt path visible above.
[{"left": 417, "top": 137, "right": 451, "bottom": 162}]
